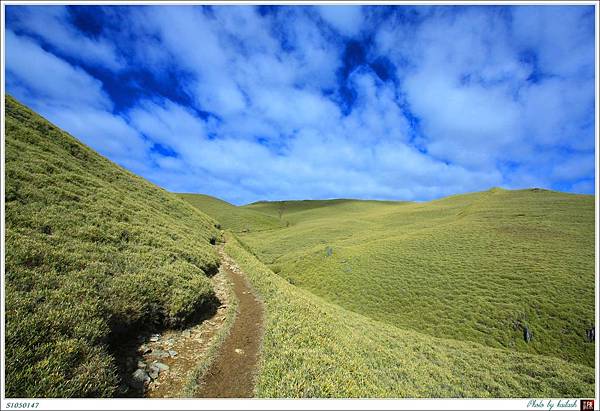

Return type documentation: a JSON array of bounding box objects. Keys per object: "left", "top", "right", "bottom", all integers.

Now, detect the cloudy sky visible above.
[{"left": 5, "top": 5, "right": 596, "bottom": 204}]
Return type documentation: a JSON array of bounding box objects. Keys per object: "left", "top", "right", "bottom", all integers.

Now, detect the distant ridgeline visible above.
[{"left": 4, "top": 95, "right": 221, "bottom": 397}]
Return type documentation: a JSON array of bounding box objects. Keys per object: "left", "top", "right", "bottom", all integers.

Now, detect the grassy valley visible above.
[
  {"left": 177, "top": 193, "right": 282, "bottom": 233},
  {"left": 223, "top": 234, "right": 594, "bottom": 397},
  {"left": 4, "top": 96, "right": 222, "bottom": 397},
  {"left": 233, "top": 189, "right": 595, "bottom": 368},
  {"left": 183, "top": 188, "right": 595, "bottom": 397}
]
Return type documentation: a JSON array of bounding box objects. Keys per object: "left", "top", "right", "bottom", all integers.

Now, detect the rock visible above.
[
  {"left": 523, "top": 326, "right": 533, "bottom": 343},
  {"left": 139, "top": 345, "right": 152, "bottom": 354},
  {"left": 148, "top": 366, "right": 159, "bottom": 380},
  {"left": 148, "top": 349, "right": 170, "bottom": 358},
  {"left": 182, "top": 330, "right": 191, "bottom": 338},
  {"left": 586, "top": 327, "right": 595, "bottom": 342},
  {"left": 234, "top": 348, "right": 244, "bottom": 355},
  {"left": 168, "top": 350, "right": 178, "bottom": 357},
  {"left": 153, "top": 362, "right": 170, "bottom": 371},
  {"left": 325, "top": 246, "right": 333, "bottom": 257},
  {"left": 150, "top": 334, "right": 160, "bottom": 342},
  {"left": 130, "top": 369, "right": 150, "bottom": 389}
]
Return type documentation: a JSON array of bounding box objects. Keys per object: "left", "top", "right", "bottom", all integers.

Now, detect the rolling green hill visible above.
[
  {"left": 4, "top": 95, "right": 221, "bottom": 397},
  {"left": 224, "top": 234, "right": 594, "bottom": 397},
  {"left": 177, "top": 193, "right": 282, "bottom": 233},
  {"left": 239, "top": 189, "right": 595, "bottom": 368}
]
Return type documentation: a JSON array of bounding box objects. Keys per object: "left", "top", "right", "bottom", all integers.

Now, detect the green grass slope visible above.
[
  {"left": 178, "top": 193, "right": 283, "bottom": 233},
  {"left": 240, "top": 189, "right": 595, "bottom": 368},
  {"left": 226, "top": 234, "right": 594, "bottom": 397},
  {"left": 4, "top": 95, "right": 221, "bottom": 397}
]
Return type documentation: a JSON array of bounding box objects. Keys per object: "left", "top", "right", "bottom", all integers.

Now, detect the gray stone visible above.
[
  {"left": 523, "top": 326, "right": 533, "bottom": 343},
  {"left": 148, "top": 366, "right": 159, "bottom": 380},
  {"left": 148, "top": 349, "right": 170, "bottom": 358},
  {"left": 325, "top": 246, "right": 333, "bottom": 257},
  {"left": 168, "top": 350, "right": 178, "bottom": 357},
  {"left": 139, "top": 344, "right": 152, "bottom": 354},
  {"left": 586, "top": 327, "right": 595, "bottom": 342},
  {"left": 153, "top": 362, "right": 170, "bottom": 371},
  {"left": 130, "top": 369, "right": 150, "bottom": 389},
  {"left": 150, "top": 334, "right": 160, "bottom": 342}
]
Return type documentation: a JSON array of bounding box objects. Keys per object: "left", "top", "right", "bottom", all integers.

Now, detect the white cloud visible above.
[
  {"left": 7, "top": 6, "right": 125, "bottom": 71},
  {"left": 6, "top": 29, "right": 151, "bottom": 171},
  {"left": 316, "top": 6, "right": 364, "bottom": 37},
  {"left": 42, "top": 107, "right": 151, "bottom": 164},
  {"left": 5, "top": 5, "right": 595, "bottom": 203},
  {"left": 511, "top": 6, "right": 595, "bottom": 78},
  {"left": 382, "top": 5, "right": 594, "bottom": 184},
  {"left": 5, "top": 30, "right": 112, "bottom": 111}
]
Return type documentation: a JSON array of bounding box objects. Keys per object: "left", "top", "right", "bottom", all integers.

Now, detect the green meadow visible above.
[
  {"left": 4, "top": 95, "right": 596, "bottom": 398},
  {"left": 185, "top": 189, "right": 596, "bottom": 396},
  {"left": 223, "top": 234, "right": 594, "bottom": 397},
  {"left": 4, "top": 96, "right": 221, "bottom": 397},
  {"left": 237, "top": 189, "right": 596, "bottom": 368}
]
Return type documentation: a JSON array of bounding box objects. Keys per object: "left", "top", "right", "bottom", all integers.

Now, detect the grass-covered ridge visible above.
[
  {"left": 225, "top": 234, "right": 594, "bottom": 397},
  {"left": 237, "top": 189, "right": 595, "bottom": 368},
  {"left": 177, "top": 193, "right": 282, "bottom": 233},
  {"left": 4, "top": 95, "right": 221, "bottom": 397}
]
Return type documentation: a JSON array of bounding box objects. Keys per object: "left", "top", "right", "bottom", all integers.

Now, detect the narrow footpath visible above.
[{"left": 196, "top": 246, "right": 265, "bottom": 398}]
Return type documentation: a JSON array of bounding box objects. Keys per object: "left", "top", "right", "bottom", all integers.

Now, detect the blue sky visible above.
[{"left": 5, "top": 5, "right": 596, "bottom": 205}]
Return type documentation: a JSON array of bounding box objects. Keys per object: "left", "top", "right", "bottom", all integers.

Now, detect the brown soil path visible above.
[{"left": 196, "top": 246, "right": 265, "bottom": 398}]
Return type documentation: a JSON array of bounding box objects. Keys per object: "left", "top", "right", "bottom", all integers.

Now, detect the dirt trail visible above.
[
  {"left": 126, "top": 243, "right": 264, "bottom": 398},
  {"left": 142, "top": 266, "right": 231, "bottom": 398},
  {"left": 196, "top": 246, "right": 265, "bottom": 397}
]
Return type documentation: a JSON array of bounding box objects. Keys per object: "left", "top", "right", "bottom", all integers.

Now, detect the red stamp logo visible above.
[{"left": 581, "top": 399, "right": 595, "bottom": 411}]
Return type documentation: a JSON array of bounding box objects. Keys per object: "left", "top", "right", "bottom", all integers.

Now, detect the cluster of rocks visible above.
[
  {"left": 130, "top": 361, "right": 170, "bottom": 390},
  {"left": 139, "top": 334, "right": 179, "bottom": 359},
  {"left": 122, "top": 332, "right": 180, "bottom": 393}
]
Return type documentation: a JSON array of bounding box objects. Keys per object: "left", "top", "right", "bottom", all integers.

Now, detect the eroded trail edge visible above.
[{"left": 196, "top": 245, "right": 265, "bottom": 398}]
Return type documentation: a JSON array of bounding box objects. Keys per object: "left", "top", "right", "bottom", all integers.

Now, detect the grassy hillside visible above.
[
  {"left": 239, "top": 189, "right": 595, "bottom": 368},
  {"left": 4, "top": 95, "right": 222, "bottom": 397},
  {"left": 178, "top": 193, "right": 282, "bottom": 233},
  {"left": 225, "top": 234, "right": 594, "bottom": 397}
]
